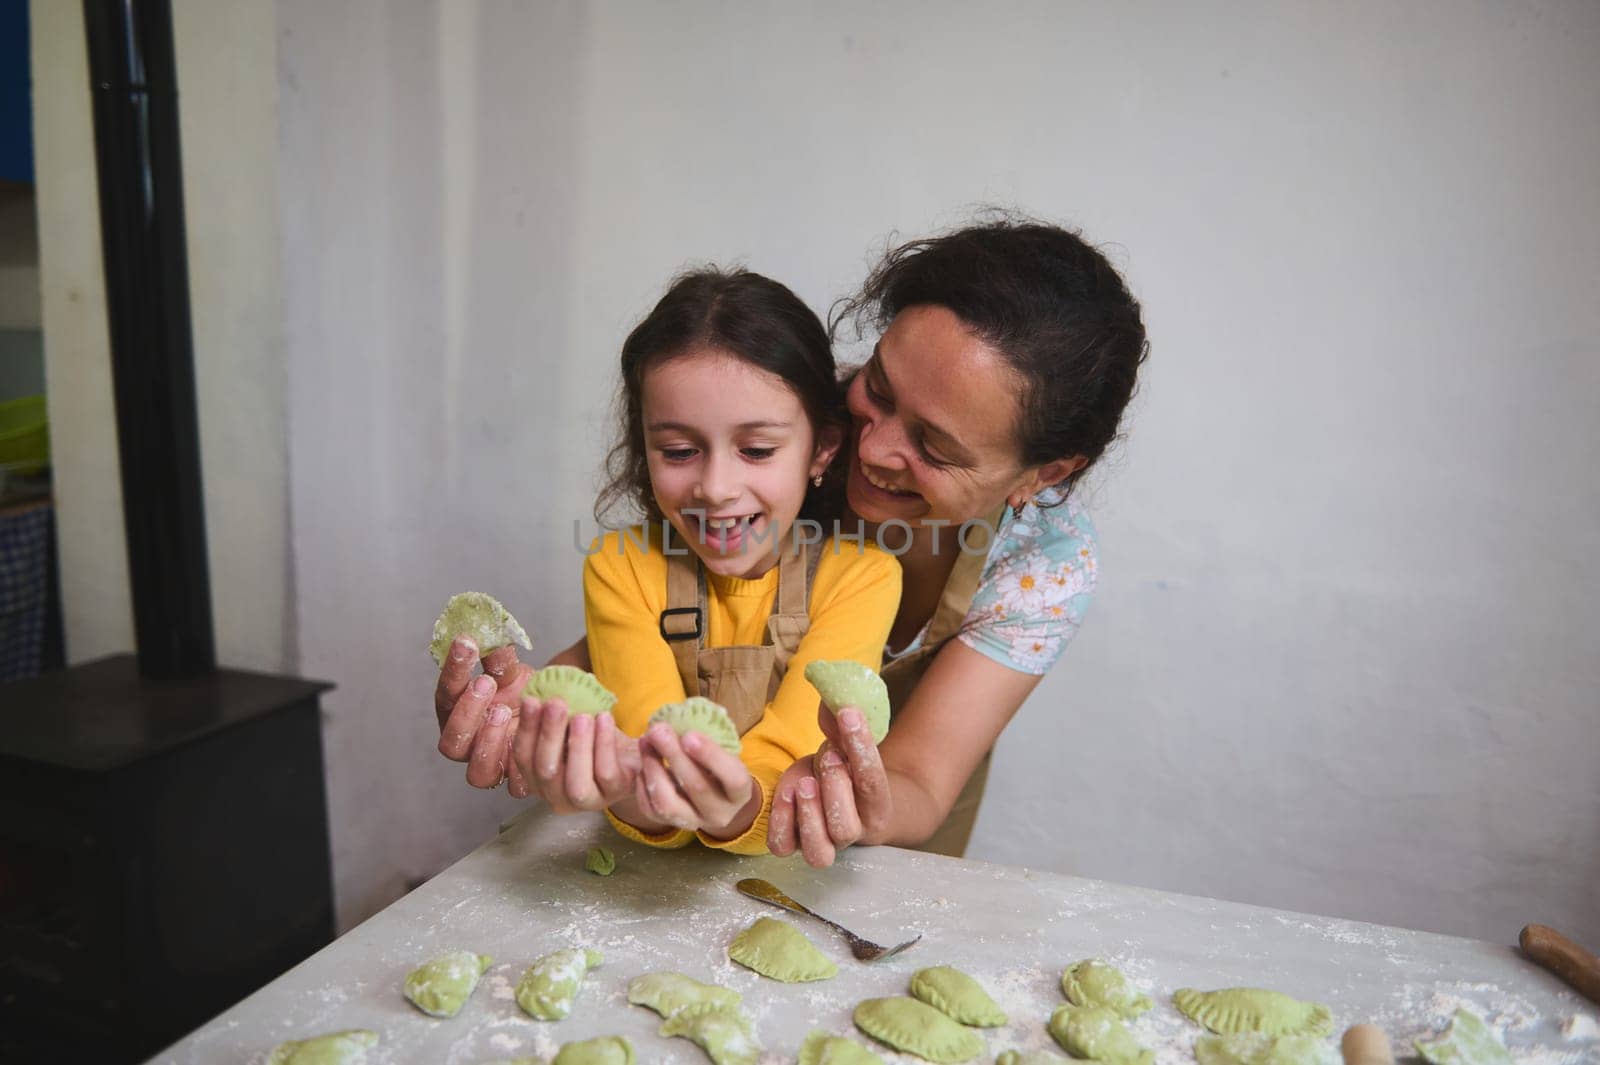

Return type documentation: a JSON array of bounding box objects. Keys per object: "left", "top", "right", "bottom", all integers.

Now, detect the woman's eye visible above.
[{"left": 741, "top": 447, "right": 777, "bottom": 460}]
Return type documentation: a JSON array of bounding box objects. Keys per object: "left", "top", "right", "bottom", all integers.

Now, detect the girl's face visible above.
[
  {"left": 845, "top": 304, "right": 1080, "bottom": 527},
  {"left": 642, "top": 346, "right": 841, "bottom": 580}
]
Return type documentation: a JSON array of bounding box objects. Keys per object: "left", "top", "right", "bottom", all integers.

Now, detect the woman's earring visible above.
[{"left": 812, "top": 474, "right": 824, "bottom": 487}]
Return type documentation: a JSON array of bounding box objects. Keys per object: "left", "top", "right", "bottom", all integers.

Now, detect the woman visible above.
[{"left": 434, "top": 216, "right": 1147, "bottom": 867}]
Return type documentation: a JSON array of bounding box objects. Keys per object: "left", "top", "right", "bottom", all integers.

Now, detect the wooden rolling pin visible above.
[
  {"left": 1519, "top": 923, "right": 1600, "bottom": 1006},
  {"left": 1341, "top": 1024, "right": 1395, "bottom": 1065}
]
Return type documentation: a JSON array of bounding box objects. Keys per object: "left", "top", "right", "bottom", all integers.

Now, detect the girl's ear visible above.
[{"left": 810, "top": 424, "right": 845, "bottom": 478}]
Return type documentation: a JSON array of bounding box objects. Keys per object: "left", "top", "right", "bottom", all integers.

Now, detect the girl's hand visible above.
[
  {"left": 509, "top": 699, "right": 640, "bottom": 812},
  {"left": 435, "top": 637, "right": 533, "bottom": 789},
  {"left": 768, "top": 706, "right": 893, "bottom": 867},
  {"left": 629, "top": 724, "right": 759, "bottom": 839}
]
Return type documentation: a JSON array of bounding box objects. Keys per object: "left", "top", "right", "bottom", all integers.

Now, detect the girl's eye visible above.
[
  {"left": 660, "top": 447, "right": 697, "bottom": 461},
  {"left": 741, "top": 447, "right": 776, "bottom": 460}
]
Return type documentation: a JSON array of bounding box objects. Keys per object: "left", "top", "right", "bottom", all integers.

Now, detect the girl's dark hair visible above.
[
  {"left": 596, "top": 267, "right": 848, "bottom": 526},
  {"left": 831, "top": 214, "right": 1148, "bottom": 502}
]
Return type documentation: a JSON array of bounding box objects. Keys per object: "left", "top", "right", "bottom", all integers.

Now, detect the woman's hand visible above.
[
  {"left": 434, "top": 636, "right": 533, "bottom": 790},
  {"left": 767, "top": 705, "right": 894, "bottom": 867},
  {"left": 509, "top": 699, "right": 641, "bottom": 812},
  {"left": 625, "top": 724, "right": 760, "bottom": 840}
]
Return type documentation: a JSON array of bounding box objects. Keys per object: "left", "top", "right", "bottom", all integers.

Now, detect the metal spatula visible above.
[{"left": 735, "top": 877, "right": 921, "bottom": 962}]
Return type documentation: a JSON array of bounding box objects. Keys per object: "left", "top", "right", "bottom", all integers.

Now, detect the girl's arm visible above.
[
  {"left": 690, "top": 543, "right": 902, "bottom": 854},
  {"left": 770, "top": 639, "right": 1044, "bottom": 866}
]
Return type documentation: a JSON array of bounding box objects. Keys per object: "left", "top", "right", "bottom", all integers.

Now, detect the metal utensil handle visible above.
[{"left": 737, "top": 879, "right": 866, "bottom": 944}]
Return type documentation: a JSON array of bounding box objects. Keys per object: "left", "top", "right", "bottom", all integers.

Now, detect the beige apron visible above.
[
  {"left": 879, "top": 510, "right": 1003, "bottom": 858},
  {"left": 658, "top": 531, "right": 822, "bottom": 733}
]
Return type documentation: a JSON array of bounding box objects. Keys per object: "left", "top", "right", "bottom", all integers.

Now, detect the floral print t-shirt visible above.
[{"left": 884, "top": 491, "right": 1098, "bottom": 676}]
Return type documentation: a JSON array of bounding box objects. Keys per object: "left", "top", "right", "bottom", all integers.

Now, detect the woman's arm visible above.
[{"left": 769, "top": 639, "right": 1044, "bottom": 866}]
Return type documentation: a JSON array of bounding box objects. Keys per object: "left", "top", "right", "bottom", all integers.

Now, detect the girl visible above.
[{"left": 510, "top": 268, "right": 900, "bottom": 854}]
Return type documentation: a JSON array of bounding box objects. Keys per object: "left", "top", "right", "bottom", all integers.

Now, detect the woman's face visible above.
[{"left": 845, "top": 304, "right": 1048, "bottom": 527}]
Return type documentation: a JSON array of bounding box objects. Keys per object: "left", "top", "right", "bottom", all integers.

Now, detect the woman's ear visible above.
[
  {"left": 810, "top": 424, "right": 845, "bottom": 478},
  {"left": 1009, "top": 455, "right": 1088, "bottom": 507}
]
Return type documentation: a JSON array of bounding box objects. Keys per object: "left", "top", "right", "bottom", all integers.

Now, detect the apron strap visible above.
[
  {"left": 766, "top": 535, "right": 819, "bottom": 681},
  {"left": 660, "top": 525, "right": 703, "bottom": 698},
  {"left": 920, "top": 506, "right": 1005, "bottom": 647}
]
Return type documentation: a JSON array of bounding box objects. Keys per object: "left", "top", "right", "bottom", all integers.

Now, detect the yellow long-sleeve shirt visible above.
[{"left": 584, "top": 524, "right": 901, "bottom": 854}]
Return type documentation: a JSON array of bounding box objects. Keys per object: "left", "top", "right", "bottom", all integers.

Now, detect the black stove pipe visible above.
[{"left": 82, "top": 0, "right": 214, "bottom": 678}]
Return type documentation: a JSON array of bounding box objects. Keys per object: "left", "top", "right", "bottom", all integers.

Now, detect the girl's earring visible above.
[{"left": 812, "top": 474, "right": 824, "bottom": 487}]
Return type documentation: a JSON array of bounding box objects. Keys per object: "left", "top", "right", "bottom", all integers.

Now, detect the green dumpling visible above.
[
  {"left": 658, "top": 1002, "right": 762, "bottom": 1065},
  {"left": 649, "top": 696, "right": 742, "bottom": 754},
  {"left": 515, "top": 947, "right": 602, "bottom": 1020},
  {"left": 1060, "top": 960, "right": 1152, "bottom": 1019},
  {"left": 1193, "top": 1032, "right": 1336, "bottom": 1065},
  {"left": 728, "top": 916, "right": 838, "bottom": 982},
  {"left": 428, "top": 591, "right": 531, "bottom": 666},
  {"left": 910, "top": 965, "right": 1007, "bottom": 1027},
  {"left": 525, "top": 665, "right": 617, "bottom": 715},
  {"left": 627, "top": 971, "right": 742, "bottom": 1018},
  {"left": 799, "top": 1030, "right": 887, "bottom": 1064},
  {"left": 265, "top": 1030, "right": 378, "bottom": 1065},
  {"left": 1173, "top": 988, "right": 1333, "bottom": 1038},
  {"left": 1047, "top": 1004, "right": 1152, "bottom": 1065},
  {"left": 402, "top": 949, "right": 492, "bottom": 1017},
  {"left": 1413, "top": 1009, "right": 1512, "bottom": 1065},
  {"left": 854, "top": 996, "right": 985, "bottom": 1063},
  {"left": 803, "top": 659, "right": 890, "bottom": 742},
  {"left": 995, "top": 1052, "right": 1070, "bottom": 1065},
  {"left": 552, "top": 1035, "right": 636, "bottom": 1065},
  {"left": 585, "top": 847, "right": 616, "bottom": 876}
]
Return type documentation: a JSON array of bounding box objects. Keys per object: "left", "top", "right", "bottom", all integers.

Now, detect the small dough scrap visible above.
[
  {"left": 628, "top": 971, "right": 742, "bottom": 1018},
  {"left": 266, "top": 1029, "right": 378, "bottom": 1065},
  {"left": 996, "top": 1053, "right": 1070, "bottom": 1065},
  {"left": 854, "top": 996, "right": 986, "bottom": 1063},
  {"left": 910, "top": 965, "right": 1008, "bottom": 1027},
  {"left": 526, "top": 665, "right": 617, "bottom": 715},
  {"left": 1194, "top": 1033, "right": 1337, "bottom": 1065},
  {"left": 1174, "top": 989, "right": 1333, "bottom": 1038},
  {"left": 649, "top": 697, "right": 742, "bottom": 754},
  {"left": 728, "top": 916, "right": 838, "bottom": 982},
  {"left": 803, "top": 659, "right": 890, "bottom": 742},
  {"left": 658, "top": 1002, "right": 762, "bottom": 1065},
  {"left": 552, "top": 1036, "right": 636, "bottom": 1065},
  {"left": 799, "top": 1030, "right": 887, "bottom": 1064},
  {"left": 1413, "top": 1009, "right": 1513, "bottom": 1065},
  {"left": 1060, "top": 960, "right": 1152, "bottom": 1019},
  {"left": 516, "top": 947, "right": 603, "bottom": 1020},
  {"left": 402, "top": 949, "right": 492, "bottom": 1018},
  {"left": 585, "top": 847, "right": 616, "bottom": 876},
  {"left": 429, "top": 591, "right": 530, "bottom": 666},
  {"left": 1048, "top": 1004, "right": 1153, "bottom": 1065}
]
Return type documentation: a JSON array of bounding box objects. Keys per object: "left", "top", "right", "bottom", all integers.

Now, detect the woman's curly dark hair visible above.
[{"left": 831, "top": 213, "right": 1148, "bottom": 502}]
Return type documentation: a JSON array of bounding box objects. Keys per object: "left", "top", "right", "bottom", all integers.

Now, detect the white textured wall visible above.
[
  {"left": 30, "top": 0, "right": 293, "bottom": 673},
  {"left": 270, "top": 0, "right": 1594, "bottom": 940}
]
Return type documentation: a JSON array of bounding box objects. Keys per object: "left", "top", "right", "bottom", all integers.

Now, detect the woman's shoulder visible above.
[{"left": 986, "top": 493, "right": 1097, "bottom": 575}]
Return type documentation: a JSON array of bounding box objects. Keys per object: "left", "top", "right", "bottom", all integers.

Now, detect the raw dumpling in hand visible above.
[
  {"left": 429, "top": 591, "right": 531, "bottom": 666},
  {"left": 516, "top": 947, "right": 602, "bottom": 1020},
  {"left": 525, "top": 665, "right": 617, "bottom": 716},
  {"left": 402, "top": 949, "right": 492, "bottom": 1018},
  {"left": 649, "top": 697, "right": 742, "bottom": 754},
  {"left": 803, "top": 659, "right": 890, "bottom": 742}
]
